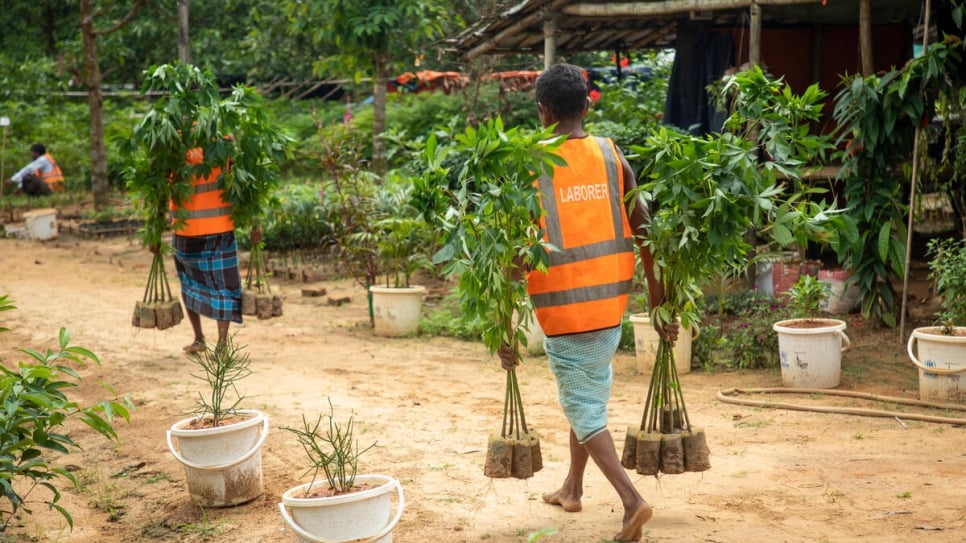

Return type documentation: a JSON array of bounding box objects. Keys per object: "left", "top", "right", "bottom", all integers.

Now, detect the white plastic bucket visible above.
[
  {"left": 817, "top": 269, "right": 859, "bottom": 314},
  {"left": 23, "top": 208, "right": 57, "bottom": 240},
  {"left": 369, "top": 285, "right": 426, "bottom": 337},
  {"left": 167, "top": 410, "right": 268, "bottom": 507},
  {"left": 279, "top": 474, "right": 404, "bottom": 543},
  {"left": 773, "top": 319, "right": 850, "bottom": 388},
  {"left": 907, "top": 327, "right": 966, "bottom": 404},
  {"left": 629, "top": 314, "right": 699, "bottom": 375},
  {"left": 755, "top": 260, "right": 775, "bottom": 296}
]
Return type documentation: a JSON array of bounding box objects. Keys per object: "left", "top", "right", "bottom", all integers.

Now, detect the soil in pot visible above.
[
  {"left": 659, "top": 433, "right": 686, "bottom": 474},
  {"left": 529, "top": 432, "right": 543, "bottom": 473},
  {"left": 484, "top": 434, "right": 513, "bottom": 478},
  {"left": 133, "top": 301, "right": 156, "bottom": 329},
  {"left": 683, "top": 429, "right": 712, "bottom": 472},
  {"left": 621, "top": 425, "right": 639, "bottom": 470},
  {"left": 634, "top": 431, "right": 662, "bottom": 476},
  {"left": 510, "top": 437, "right": 533, "bottom": 479}
]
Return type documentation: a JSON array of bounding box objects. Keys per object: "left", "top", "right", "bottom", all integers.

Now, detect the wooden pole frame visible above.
[
  {"left": 859, "top": 0, "right": 874, "bottom": 75},
  {"left": 899, "top": 0, "right": 931, "bottom": 343},
  {"left": 543, "top": 12, "right": 558, "bottom": 69}
]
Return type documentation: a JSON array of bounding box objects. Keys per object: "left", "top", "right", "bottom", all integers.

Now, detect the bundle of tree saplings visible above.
[
  {"left": 132, "top": 253, "right": 184, "bottom": 330},
  {"left": 242, "top": 242, "right": 282, "bottom": 320},
  {"left": 485, "top": 369, "right": 542, "bottom": 479},
  {"left": 622, "top": 339, "right": 710, "bottom": 476}
]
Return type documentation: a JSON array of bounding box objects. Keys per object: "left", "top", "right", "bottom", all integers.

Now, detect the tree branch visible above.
[{"left": 93, "top": 0, "right": 147, "bottom": 36}]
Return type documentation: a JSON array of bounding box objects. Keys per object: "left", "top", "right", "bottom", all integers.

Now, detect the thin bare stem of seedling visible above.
[
  {"left": 187, "top": 333, "right": 251, "bottom": 427},
  {"left": 282, "top": 399, "right": 376, "bottom": 495}
]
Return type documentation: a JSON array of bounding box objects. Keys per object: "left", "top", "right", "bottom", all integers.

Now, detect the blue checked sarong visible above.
[
  {"left": 172, "top": 232, "right": 243, "bottom": 324},
  {"left": 544, "top": 325, "right": 621, "bottom": 443}
]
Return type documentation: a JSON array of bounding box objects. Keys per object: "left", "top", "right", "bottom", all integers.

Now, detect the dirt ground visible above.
[{"left": 1, "top": 228, "right": 965, "bottom": 543}]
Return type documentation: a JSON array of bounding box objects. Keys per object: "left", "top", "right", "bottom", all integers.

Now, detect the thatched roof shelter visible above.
[{"left": 449, "top": 0, "right": 926, "bottom": 70}]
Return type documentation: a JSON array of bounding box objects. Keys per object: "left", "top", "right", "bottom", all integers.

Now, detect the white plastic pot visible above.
[
  {"left": 167, "top": 409, "right": 268, "bottom": 507},
  {"left": 278, "top": 474, "right": 404, "bottom": 543},
  {"left": 23, "top": 208, "right": 57, "bottom": 241},
  {"left": 907, "top": 327, "right": 966, "bottom": 404},
  {"left": 629, "top": 314, "right": 699, "bottom": 375},
  {"left": 369, "top": 285, "right": 426, "bottom": 337},
  {"left": 773, "top": 318, "right": 850, "bottom": 389}
]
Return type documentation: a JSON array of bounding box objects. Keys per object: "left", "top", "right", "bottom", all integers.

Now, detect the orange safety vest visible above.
[
  {"left": 527, "top": 137, "right": 636, "bottom": 336},
  {"left": 38, "top": 153, "right": 65, "bottom": 192},
  {"left": 170, "top": 147, "right": 234, "bottom": 236}
]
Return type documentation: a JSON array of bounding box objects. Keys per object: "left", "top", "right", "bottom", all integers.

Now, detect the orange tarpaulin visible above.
[
  {"left": 388, "top": 68, "right": 593, "bottom": 96},
  {"left": 481, "top": 69, "right": 590, "bottom": 93},
  {"left": 388, "top": 70, "right": 468, "bottom": 94}
]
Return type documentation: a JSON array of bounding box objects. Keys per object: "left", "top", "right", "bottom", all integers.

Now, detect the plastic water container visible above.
[
  {"left": 23, "top": 208, "right": 57, "bottom": 240},
  {"left": 773, "top": 318, "right": 850, "bottom": 388},
  {"left": 817, "top": 269, "right": 860, "bottom": 314},
  {"left": 629, "top": 314, "right": 699, "bottom": 375}
]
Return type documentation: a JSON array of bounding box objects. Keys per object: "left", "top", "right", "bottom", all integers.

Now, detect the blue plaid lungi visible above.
[
  {"left": 172, "top": 232, "right": 243, "bottom": 324},
  {"left": 544, "top": 325, "right": 621, "bottom": 443}
]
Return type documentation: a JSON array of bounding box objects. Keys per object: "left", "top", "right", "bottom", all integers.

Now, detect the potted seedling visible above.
[
  {"left": 773, "top": 274, "right": 851, "bottom": 389},
  {"left": 242, "top": 240, "right": 284, "bottom": 320},
  {"left": 166, "top": 334, "right": 268, "bottom": 507},
  {"left": 367, "top": 184, "right": 435, "bottom": 337},
  {"left": 417, "top": 117, "right": 563, "bottom": 479},
  {"left": 132, "top": 245, "right": 184, "bottom": 330},
  {"left": 621, "top": 66, "right": 843, "bottom": 475},
  {"left": 278, "top": 400, "right": 403, "bottom": 543},
  {"left": 907, "top": 238, "right": 966, "bottom": 403}
]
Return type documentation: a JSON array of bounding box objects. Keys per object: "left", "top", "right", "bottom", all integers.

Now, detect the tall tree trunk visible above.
[
  {"left": 859, "top": 0, "right": 873, "bottom": 76},
  {"left": 42, "top": 1, "right": 58, "bottom": 55},
  {"left": 80, "top": 0, "right": 110, "bottom": 211},
  {"left": 372, "top": 54, "right": 388, "bottom": 178},
  {"left": 178, "top": 0, "right": 191, "bottom": 63}
]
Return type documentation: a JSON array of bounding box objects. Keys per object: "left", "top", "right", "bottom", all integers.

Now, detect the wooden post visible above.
[
  {"left": 811, "top": 24, "right": 822, "bottom": 83},
  {"left": 900, "top": 0, "right": 931, "bottom": 343},
  {"left": 750, "top": 2, "right": 762, "bottom": 67},
  {"left": 745, "top": 1, "right": 764, "bottom": 289},
  {"left": 178, "top": 0, "right": 190, "bottom": 64},
  {"left": 859, "top": 0, "right": 873, "bottom": 75},
  {"left": 543, "top": 12, "right": 557, "bottom": 69}
]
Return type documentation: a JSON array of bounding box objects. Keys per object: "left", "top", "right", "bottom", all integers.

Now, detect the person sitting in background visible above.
[{"left": 5, "top": 143, "right": 65, "bottom": 196}]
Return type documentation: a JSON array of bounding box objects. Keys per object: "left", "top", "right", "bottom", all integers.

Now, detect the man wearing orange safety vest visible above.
[
  {"left": 498, "top": 63, "right": 678, "bottom": 542},
  {"left": 167, "top": 146, "right": 256, "bottom": 354},
  {"left": 6, "top": 143, "right": 65, "bottom": 195}
]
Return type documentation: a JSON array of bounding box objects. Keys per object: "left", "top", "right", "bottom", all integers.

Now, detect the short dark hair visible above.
[
  {"left": 535, "top": 63, "right": 588, "bottom": 121},
  {"left": 30, "top": 143, "right": 46, "bottom": 155}
]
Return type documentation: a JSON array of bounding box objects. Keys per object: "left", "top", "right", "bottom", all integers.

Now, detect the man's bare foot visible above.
[
  {"left": 613, "top": 502, "right": 652, "bottom": 542},
  {"left": 541, "top": 489, "right": 582, "bottom": 512}
]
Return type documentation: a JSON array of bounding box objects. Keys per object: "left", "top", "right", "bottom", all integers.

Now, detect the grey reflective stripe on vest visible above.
[
  {"left": 184, "top": 181, "right": 229, "bottom": 219},
  {"left": 537, "top": 137, "right": 632, "bottom": 267},
  {"left": 186, "top": 205, "right": 232, "bottom": 220},
  {"left": 193, "top": 180, "right": 221, "bottom": 194},
  {"left": 530, "top": 279, "right": 633, "bottom": 308}
]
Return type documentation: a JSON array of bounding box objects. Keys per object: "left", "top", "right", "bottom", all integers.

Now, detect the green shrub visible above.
[
  {"left": 419, "top": 288, "right": 485, "bottom": 341},
  {"left": 926, "top": 237, "right": 966, "bottom": 332},
  {"left": 618, "top": 318, "right": 636, "bottom": 352},
  {"left": 713, "top": 292, "right": 790, "bottom": 370},
  {"left": 254, "top": 183, "right": 336, "bottom": 254},
  {"left": 0, "top": 295, "right": 131, "bottom": 532}
]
